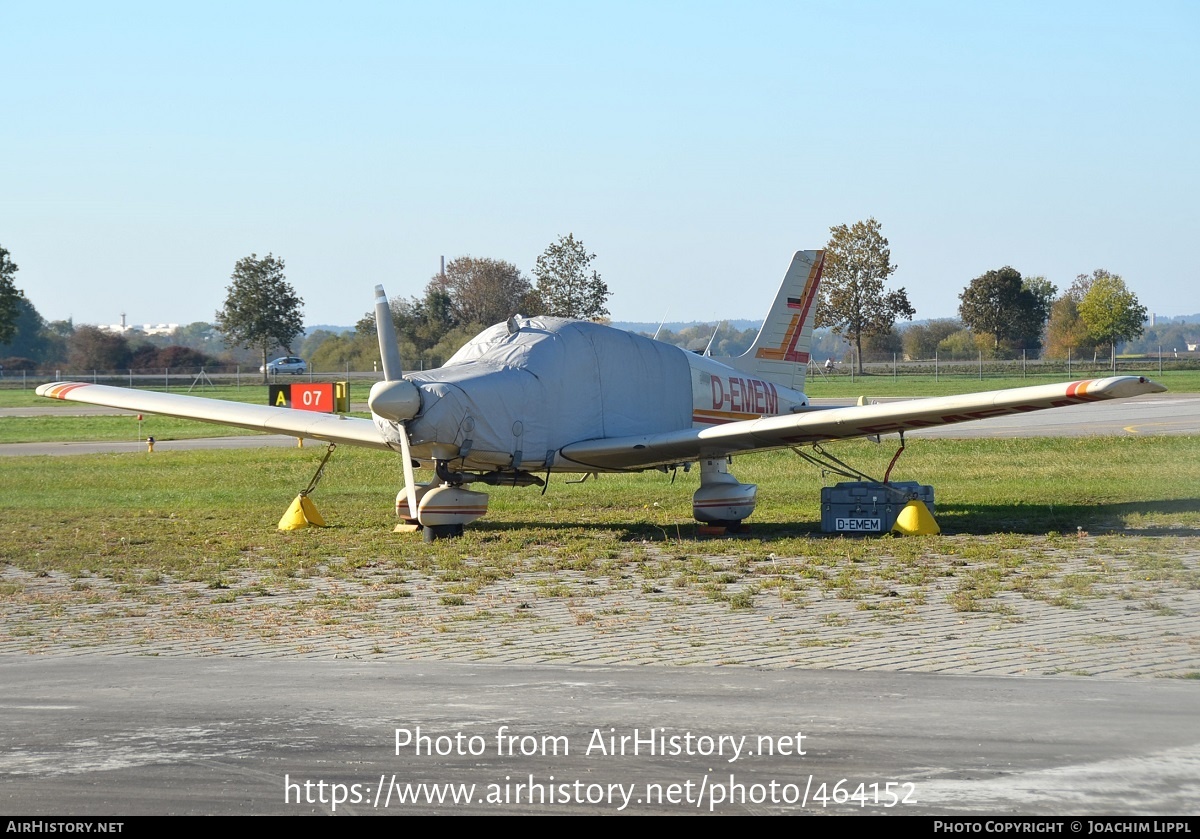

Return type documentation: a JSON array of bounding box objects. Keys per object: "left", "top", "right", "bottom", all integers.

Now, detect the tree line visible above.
[
  {"left": 1, "top": 227, "right": 1173, "bottom": 377},
  {"left": 811, "top": 218, "right": 1157, "bottom": 368},
  {"left": 306, "top": 234, "right": 611, "bottom": 372},
  {"left": 0, "top": 235, "right": 612, "bottom": 377}
]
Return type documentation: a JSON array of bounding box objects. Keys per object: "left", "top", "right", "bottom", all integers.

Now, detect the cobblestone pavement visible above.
[{"left": 3, "top": 545, "right": 1197, "bottom": 678}]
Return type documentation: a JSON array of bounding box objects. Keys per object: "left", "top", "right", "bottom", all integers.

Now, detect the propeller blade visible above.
[
  {"left": 398, "top": 422, "right": 419, "bottom": 523},
  {"left": 375, "top": 285, "right": 405, "bottom": 382},
  {"left": 368, "top": 285, "right": 422, "bottom": 422}
]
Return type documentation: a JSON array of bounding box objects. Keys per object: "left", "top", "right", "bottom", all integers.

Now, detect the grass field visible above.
[
  {"left": 2, "top": 437, "right": 1196, "bottom": 585},
  {"left": 4, "top": 368, "right": 1197, "bottom": 648},
  {"left": 2, "top": 434, "right": 1197, "bottom": 672},
  {"left": 0, "top": 415, "right": 265, "bottom": 444}
]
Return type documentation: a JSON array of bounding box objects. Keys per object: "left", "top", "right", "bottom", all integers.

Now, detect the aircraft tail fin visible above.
[{"left": 713, "top": 250, "right": 824, "bottom": 392}]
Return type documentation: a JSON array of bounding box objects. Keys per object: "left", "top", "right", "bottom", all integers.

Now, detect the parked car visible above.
[{"left": 260, "top": 356, "right": 307, "bottom": 375}]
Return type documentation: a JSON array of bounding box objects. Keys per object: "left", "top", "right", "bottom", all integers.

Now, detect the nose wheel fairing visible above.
[{"left": 396, "top": 467, "right": 489, "bottom": 538}]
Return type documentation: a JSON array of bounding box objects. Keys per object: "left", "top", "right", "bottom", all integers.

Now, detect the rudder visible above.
[{"left": 714, "top": 250, "right": 824, "bottom": 391}]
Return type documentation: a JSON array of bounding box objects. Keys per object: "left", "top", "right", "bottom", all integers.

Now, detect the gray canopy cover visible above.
[{"left": 408, "top": 317, "right": 693, "bottom": 469}]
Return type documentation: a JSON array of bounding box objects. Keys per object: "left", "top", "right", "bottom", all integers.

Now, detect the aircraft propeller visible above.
[{"left": 367, "top": 285, "right": 422, "bottom": 519}]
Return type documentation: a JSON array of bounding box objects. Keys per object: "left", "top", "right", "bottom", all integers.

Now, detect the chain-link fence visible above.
[{"left": 0, "top": 365, "right": 388, "bottom": 391}]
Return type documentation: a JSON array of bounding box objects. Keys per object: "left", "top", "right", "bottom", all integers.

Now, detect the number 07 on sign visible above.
[{"left": 268, "top": 382, "right": 349, "bottom": 413}]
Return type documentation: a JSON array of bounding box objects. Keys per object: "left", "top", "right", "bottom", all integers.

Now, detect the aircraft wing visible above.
[
  {"left": 558, "top": 376, "right": 1167, "bottom": 471},
  {"left": 35, "top": 382, "right": 390, "bottom": 450}
]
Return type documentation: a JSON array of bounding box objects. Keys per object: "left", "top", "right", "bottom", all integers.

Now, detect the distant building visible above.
[{"left": 95, "top": 313, "right": 179, "bottom": 336}]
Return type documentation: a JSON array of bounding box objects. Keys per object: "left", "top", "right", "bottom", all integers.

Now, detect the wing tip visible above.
[
  {"left": 36, "top": 381, "right": 88, "bottom": 399},
  {"left": 1087, "top": 375, "right": 1168, "bottom": 398}
]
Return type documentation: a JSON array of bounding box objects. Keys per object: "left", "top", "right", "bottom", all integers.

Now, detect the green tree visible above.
[
  {"left": 0, "top": 296, "right": 49, "bottom": 361},
  {"left": 816, "top": 218, "right": 915, "bottom": 373},
  {"left": 67, "top": 326, "right": 131, "bottom": 371},
  {"left": 214, "top": 253, "right": 305, "bottom": 382},
  {"left": 1077, "top": 271, "right": 1148, "bottom": 368},
  {"left": 957, "top": 267, "right": 1052, "bottom": 354},
  {"left": 357, "top": 286, "right": 463, "bottom": 358},
  {"left": 532, "top": 234, "right": 611, "bottom": 319},
  {"left": 430, "top": 256, "right": 535, "bottom": 326},
  {"left": 861, "top": 325, "right": 903, "bottom": 360},
  {"left": 298, "top": 328, "right": 340, "bottom": 362},
  {"left": 1043, "top": 294, "right": 1094, "bottom": 360},
  {"left": 1124, "top": 321, "right": 1193, "bottom": 356},
  {"left": 937, "top": 328, "right": 995, "bottom": 360},
  {"left": 310, "top": 331, "right": 381, "bottom": 372},
  {"left": 172, "top": 321, "right": 223, "bottom": 352},
  {"left": 1022, "top": 276, "right": 1057, "bottom": 319},
  {"left": 901, "top": 319, "right": 962, "bottom": 360},
  {"left": 0, "top": 245, "right": 24, "bottom": 346},
  {"left": 1043, "top": 273, "right": 1099, "bottom": 360}
]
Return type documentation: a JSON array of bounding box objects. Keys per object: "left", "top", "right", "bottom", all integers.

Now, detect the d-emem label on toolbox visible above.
[{"left": 836, "top": 517, "right": 882, "bottom": 532}]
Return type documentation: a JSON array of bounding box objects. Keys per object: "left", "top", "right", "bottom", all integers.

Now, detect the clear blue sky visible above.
[{"left": 3, "top": 1, "right": 1197, "bottom": 330}]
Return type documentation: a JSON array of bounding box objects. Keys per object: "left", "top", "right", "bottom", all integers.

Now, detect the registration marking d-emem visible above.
[{"left": 836, "top": 518, "right": 882, "bottom": 532}]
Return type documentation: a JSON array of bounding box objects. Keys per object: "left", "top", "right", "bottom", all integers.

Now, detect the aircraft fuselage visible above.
[{"left": 685, "top": 353, "right": 808, "bottom": 428}]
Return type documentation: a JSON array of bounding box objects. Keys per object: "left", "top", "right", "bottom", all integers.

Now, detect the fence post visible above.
[
  {"left": 978, "top": 351, "right": 982, "bottom": 381},
  {"left": 165, "top": 368, "right": 169, "bottom": 392},
  {"left": 1159, "top": 346, "right": 1162, "bottom": 377},
  {"left": 129, "top": 369, "right": 133, "bottom": 388},
  {"left": 893, "top": 352, "right": 897, "bottom": 383},
  {"left": 934, "top": 350, "right": 938, "bottom": 383},
  {"left": 93, "top": 369, "right": 97, "bottom": 383}
]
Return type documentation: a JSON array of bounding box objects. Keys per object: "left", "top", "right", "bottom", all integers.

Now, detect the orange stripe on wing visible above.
[
  {"left": 1065, "top": 379, "right": 1101, "bottom": 401},
  {"left": 47, "top": 383, "right": 89, "bottom": 399}
]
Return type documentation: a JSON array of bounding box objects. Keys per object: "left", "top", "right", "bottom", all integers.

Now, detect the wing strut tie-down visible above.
[
  {"left": 279, "top": 442, "right": 336, "bottom": 530},
  {"left": 793, "top": 434, "right": 938, "bottom": 535},
  {"left": 883, "top": 432, "right": 906, "bottom": 484},
  {"left": 791, "top": 432, "right": 909, "bottom": 485}
]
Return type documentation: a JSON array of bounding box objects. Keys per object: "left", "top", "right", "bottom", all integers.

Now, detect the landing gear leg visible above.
[{"left": 422, "top": 523, "right": 465, "bottom": 542}]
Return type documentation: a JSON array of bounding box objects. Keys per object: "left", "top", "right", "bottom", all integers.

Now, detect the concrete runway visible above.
[
  {"left": 2, "top": 392, "right": 1197, "bottom": 816},
  {"left": 2, "top": 656, "right": 1198, "bottom": 816}
]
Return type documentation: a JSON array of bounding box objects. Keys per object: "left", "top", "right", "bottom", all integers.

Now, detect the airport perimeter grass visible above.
[
  {"left": 0, "top": 415, "right": 264, "bottom": 444},
  {"left": 2, "top": 438, "right": 1197, "bottom": 620}
]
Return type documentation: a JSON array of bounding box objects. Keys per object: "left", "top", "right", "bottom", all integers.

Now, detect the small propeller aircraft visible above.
[{"left": 37, "top": 250, "right": 1166, "bottom": 539}]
